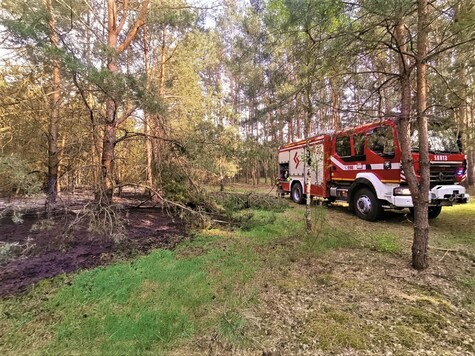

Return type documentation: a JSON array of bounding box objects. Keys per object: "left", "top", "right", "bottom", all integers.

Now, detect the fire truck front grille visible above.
[{"left": 430, "top": 163, "right": 458, "bottom": 184}]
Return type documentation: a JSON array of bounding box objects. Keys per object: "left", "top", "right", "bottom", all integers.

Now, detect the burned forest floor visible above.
[{"left": 0, "top": 191, "right": 186, "bottom": 297}]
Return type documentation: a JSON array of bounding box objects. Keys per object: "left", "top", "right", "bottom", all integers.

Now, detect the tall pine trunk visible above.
[
  {"left": 98, "top": 0, "right": 149, "bottom": 205},
  {"left": 412, "top": 0, "right": 430, "bottom": 270},
  {"left": 395, "top": 2, "right": 431, "bottom": 270}
]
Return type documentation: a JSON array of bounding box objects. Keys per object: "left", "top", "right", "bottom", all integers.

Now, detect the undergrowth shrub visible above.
[
  {"left": 212, "top": 192, "right": 288, "bottom": 213},
  {"left": 0, "top": 155, "right": 43, "bottom": 195},
  {"left": 173, "top": 191, "right": 288, "bottom": 230}
]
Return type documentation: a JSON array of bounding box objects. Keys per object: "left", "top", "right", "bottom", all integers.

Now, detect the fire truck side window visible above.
[
  {"left": 336, "top": 136, "right": 351, "bottom": 157},
  {"left": 368, "top": 126, "right": 395, "bottom": 156},
  {"left": 353, "top": 134, "right": 365, "bottom": 156}
]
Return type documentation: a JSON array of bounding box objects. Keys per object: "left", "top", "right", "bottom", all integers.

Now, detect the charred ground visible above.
[{"left": 0, "top": 194, "right": 186, "bottom": 297}]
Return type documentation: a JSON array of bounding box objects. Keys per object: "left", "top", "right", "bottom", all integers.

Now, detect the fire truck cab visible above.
[{"left": 277, "top": 120, "right": 469, "bottom": 221}]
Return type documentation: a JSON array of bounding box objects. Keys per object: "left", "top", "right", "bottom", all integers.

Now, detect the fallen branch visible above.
[
  {"left": 438, "top": 249, "right": 450, "bottom": 262},
  {"left": 116, "top": 183, "right": 198, "bottom": 214},
  {"left": 431, "top": 247, "right": 459, "bottom": 253},
  {"left": 114, "top": 183, "right": 225, "bottom": 228}
]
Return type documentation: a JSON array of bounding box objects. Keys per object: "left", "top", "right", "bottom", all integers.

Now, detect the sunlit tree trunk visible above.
[
  {"left": 329, "top": 78, "right": 341, "bottom": 131},
  {"left": 143, "top": 25, "right": 153, "bottom": 191}
]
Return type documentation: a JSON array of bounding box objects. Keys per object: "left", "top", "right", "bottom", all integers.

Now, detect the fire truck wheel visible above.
[
  {"left": 353, "top": 188, "right": 382, "bottom": 221},
  {"left": 428, "top": 206, "right": 442, "bottom": 219},
  {"left": 408, "top": 206, "right": 442, "bottom": 219},
  {"left": 291, "top": 182, "right": 305, "bottom": 204}
]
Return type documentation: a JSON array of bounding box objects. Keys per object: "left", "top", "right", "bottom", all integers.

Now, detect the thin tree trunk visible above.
[
  {"left": 44, "top": 0, "right": 60, "bottom": 211},
  {"left": 304, "top": 86, "right": 313, "bottom": 232},
  {"left": 264, "top": 159, "right": 268, "bottom": 184},
  {"left": 159, "top": 28, "right": 167, "bottom": 98},
  {"left": 296, "top": 103, "right": 301, "bottom": 139},
  {"left": 395, "top": 21, "right": 424, "bottom": 268},
  {"left": 143, "top": 25, "right": 153, "bottom": 191},
  {"left": 412, "top": 0, "right": 430, "bottom": 270},
  {"left": 85, "top": 11, "right": 101, "bottom": 191},
  {"left": 98, "top": 0, "right": 119, "bottom": 204},
  {"left": 454, "top": 3, "right": 474, "bottom": 187},
  {"left": 467, "top": 101, "right": 474, "bottom": 185},
  {"left": 56, "top": 135, "right": 66, "bottom": 192},
  {"left": 150, "top": 26, "right": 168, "bottom": 186},
  {"left": 330, "top": 78, "right": 341, "bottom": 131},
  {"left": 256, "top": 161, "right": 261, "bottom": 185},
  {"left": 469, "top": 98, "right": 475, "bottom": 185}
]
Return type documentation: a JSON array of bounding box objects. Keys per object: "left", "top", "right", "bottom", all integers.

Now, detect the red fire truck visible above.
[{"left": 277, "top": 120, "right": 469, "bottom": 221}]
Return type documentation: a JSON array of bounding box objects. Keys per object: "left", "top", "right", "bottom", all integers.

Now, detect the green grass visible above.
[
  {"left": 430, "top": 201, "right": 475, "bottom": 252},
  {"left": 368, "top": 231, "right": 401, "bottom": 253},
  {"left": 1, "top": 196, "right": 474, "bottom": 355},
  {"left": 3, "top": 251, "right": 213, "bottom": 354},
  {"left": 0, "top": 210, "right": 277, "bottom": 355},
  {"left": 46, "top": 235, "right": 264, "bottom": 354}
]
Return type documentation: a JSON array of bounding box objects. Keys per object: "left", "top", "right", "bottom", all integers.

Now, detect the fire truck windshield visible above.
[{"left": 411, "top": 129, "right": 461, "bottom": 153}]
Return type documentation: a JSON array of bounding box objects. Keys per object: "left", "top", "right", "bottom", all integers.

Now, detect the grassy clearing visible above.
[{"left": 1, "top": 195, "right": 474, "bottom": 355}]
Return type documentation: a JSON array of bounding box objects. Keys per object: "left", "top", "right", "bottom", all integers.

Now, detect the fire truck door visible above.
[
  {"left": 289, "top": 147, "right": 305, "bottom": 177},
  {"left": 364, "top": 125, "right": 400, "bottom": 182},
  {"left": 311, "top": 144, "right": 324, "bottom": 185}
]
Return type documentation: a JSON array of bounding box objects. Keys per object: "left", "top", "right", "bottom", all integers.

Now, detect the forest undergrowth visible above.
[{"left": 0, "top": 185, "right": 474, "bottom": 355}]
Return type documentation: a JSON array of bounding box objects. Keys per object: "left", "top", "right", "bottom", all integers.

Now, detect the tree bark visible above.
[
  {"left": 395, "top": 20, "right": 427, "bottom": 270},
  {"left": 396, "top": 1, "right": 431, "bottom": 270},
  {"left": 44, "top": 0, "right": 60, "bottom": 212},
  {"left": 329, "top": 78, "right": 341, "bottom": 131},
  {"left": 469, "top": 98, "right": 475, "bottom": 185},
  {"left": 150, "top": 26, "right": 168, "bottom": 186},
  {"left": 304, "top": 85, "right": 313, "bottom": 232},
  {"left": 264, "top": 158, "right": 268, "bottom": 184},
  {"left": 56, "top": 135, "right": 66, "bottom": 192},
  {"left": 101, "top": 15, "right": 118, "bottom": 204},
  {"left": 143, "top": 25, "right": 153, "bottom": 191},
  {"left": 98, "top": 0, "right": 149, "bottom": 205},
  {"left": 411, "top": 0, "right": 430, "bottom": 270}
]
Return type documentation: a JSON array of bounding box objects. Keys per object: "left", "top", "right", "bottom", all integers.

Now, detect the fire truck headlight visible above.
[
  {"left": 456, "top": 167, "right": 465, "bottom": 177},
  {"left": 394, "top": 186, "right": 412, "bottom": 196}
]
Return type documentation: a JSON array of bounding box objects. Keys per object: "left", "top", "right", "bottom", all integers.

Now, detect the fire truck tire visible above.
[
  {"left": 353, "top": 188, "right": 382, "bottom": 221},
  {"left": 291, "top": 182, "right": 305, "bottom": 204},
  {"left": 428, "top": 206, "right": 442, "bottom": 219},
  {"left": 408, "top": 206, "right": 442, "bottom": 219}
]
